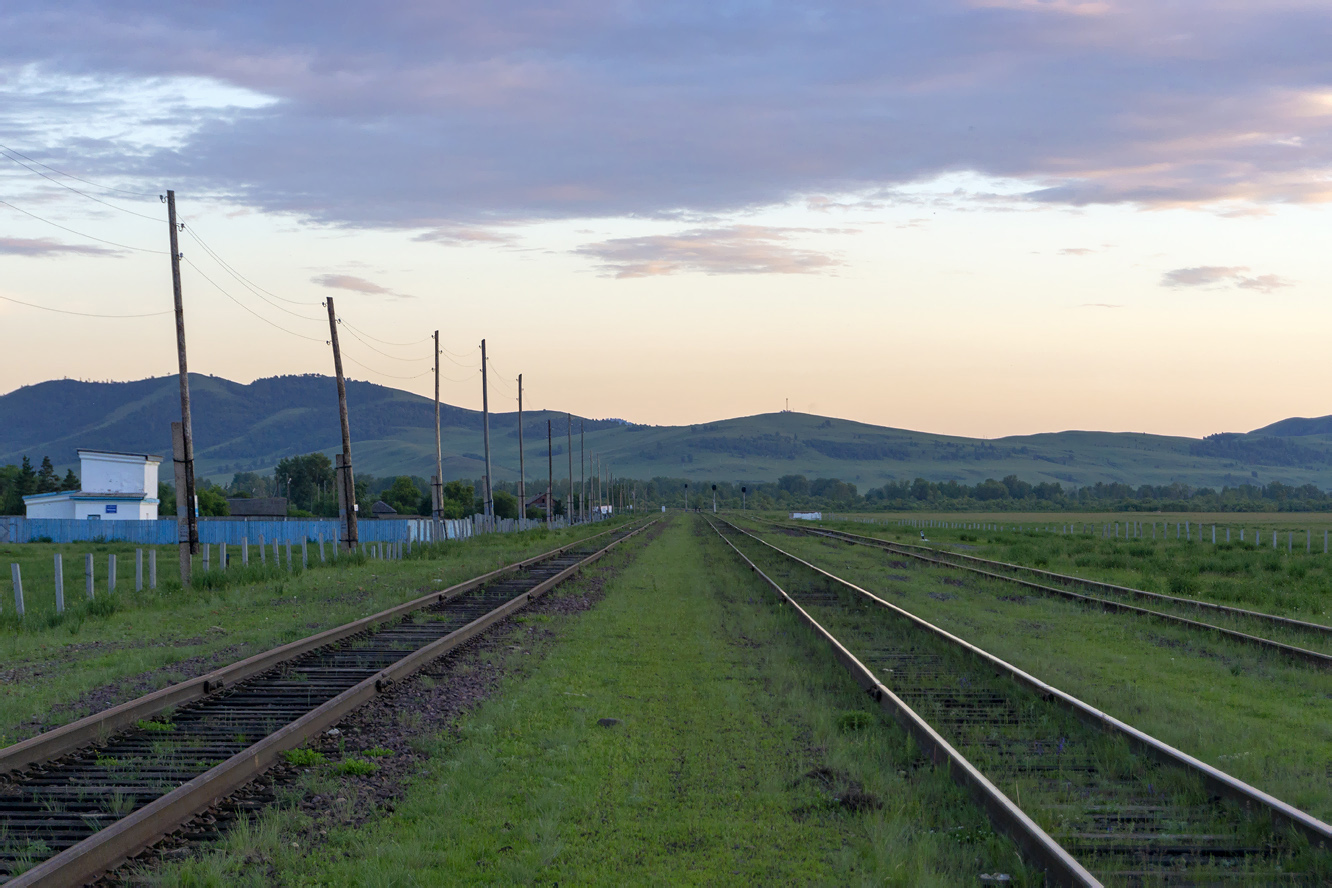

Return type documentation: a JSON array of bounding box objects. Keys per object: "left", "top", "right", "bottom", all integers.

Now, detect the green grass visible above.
[
  {"left": 146, "top": 515, "right": 1026, "bottom": 886},
  {"left": 746, "top": 521, "right": 1332, "bottom": 824},
  {"left": 0, "top": 521, "right": 631, "bottom": 748}
]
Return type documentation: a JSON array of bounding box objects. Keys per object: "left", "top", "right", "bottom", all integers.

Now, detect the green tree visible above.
[
  {"left": 158, "top": 482, "right": 176, "bottom": 515},
  {"left": 60, "top": 469, "right": 80, "bottom": 491},
  {"left": 381, "top": 476, "right": 425, "bottom": 516},
  {"left": 197, "top": 487, "right": 230, "bottom": 517},
  {"left": 36, "top": 456, "right": 59, "bottom": 494},
  {"left": 274, "top": 453, "right": 336, "bottom": 512},
  {"left": 494, "top": 489, "right": 519, "bottom": 520}
]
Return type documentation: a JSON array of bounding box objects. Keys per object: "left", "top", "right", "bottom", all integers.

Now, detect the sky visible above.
[{"left": 1, "top": 0, "right": 1330, "bottom": 439}]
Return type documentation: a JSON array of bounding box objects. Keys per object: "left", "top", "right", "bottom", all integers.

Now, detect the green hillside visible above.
[{"left": 4, "top": 374, "right": 1332, "bottom": 491}]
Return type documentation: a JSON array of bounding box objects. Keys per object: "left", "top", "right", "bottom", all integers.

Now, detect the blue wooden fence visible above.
[{"left": 0, "top": 516, "right": 491, "bottom": 545}]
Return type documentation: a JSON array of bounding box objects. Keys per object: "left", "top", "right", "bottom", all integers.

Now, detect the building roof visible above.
[
  {"left": 371, "top": 500, "right": 398, "bottom": 516},
  {"left": 226, "top": 497, "right": 288, "bottom": 517},
  {"left": 77, "top": 449, "right": 164, "bottom": 463},
  {"left": 23, "top": 491, "right": 153, "bottom": 503}
]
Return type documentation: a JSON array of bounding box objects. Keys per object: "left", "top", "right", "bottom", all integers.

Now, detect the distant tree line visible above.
[{"left": 0, "top": 456, "right": 79, "bottom": 514}]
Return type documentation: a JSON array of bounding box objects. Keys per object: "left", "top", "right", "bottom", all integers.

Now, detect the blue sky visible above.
[{"left": 1, "top": 1, "right": 1330, "bottom": 437}]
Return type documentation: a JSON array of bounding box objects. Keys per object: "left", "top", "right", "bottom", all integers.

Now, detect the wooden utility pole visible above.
[
  {"left": 480, "top": 339, "right": 494, "bottom": 526},
  {"left": 166, "top": 191, "right": 198, "bottom": 585},
  {"left": 433, "top": 330, "right": 442, "bottom": 519},
  {"left": 517, "top": 374, "right": 525, "bottom": 520},
  {"left": 326, "top": 297, "right": 358, "bottom": 550},
  {"left": 580, "top": 422, "right": 585, "bottom": 523},
  {"left": 566, "top": 414, "right": 573, "bottom": 527},
  {"left": 546, "top": 419, "right": 553, "bottom": 529}
]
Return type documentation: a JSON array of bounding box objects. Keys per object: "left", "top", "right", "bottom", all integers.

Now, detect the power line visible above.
[
  {"left": 336, "top": 320, "right": 431, "bottom": 347},
  {"left": 0, "top": 292, "right": 172, "bottom": 318},
  {"left": 340, "top": 351, "right": 434, "bottom": 380},
  {"left": 0, "top": 142, "right": 159, "bottom": 197},
  {"left": 181, "top": 227, "right": 323, "bottom": 320},
  {"left": 338, "top": 323, "right": 431, "bottom": 362},
  {"left": 0, "top": 150, "right": 163, "bottom": 221},
  {"left": 180, "top": 223, "right": 321, "bottom": 307},
  {"left": 0, "top": 198, "right": 166, "bottom": 254},
  {"left": 182, "top": 256, "right": 326, "bottom": 343}
]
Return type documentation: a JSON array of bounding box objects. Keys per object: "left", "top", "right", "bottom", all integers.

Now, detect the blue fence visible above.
[{"left": 0, "top": 516, "right": 491, "bottom": 546}]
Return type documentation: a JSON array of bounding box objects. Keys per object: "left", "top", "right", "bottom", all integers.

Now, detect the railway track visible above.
[
  {"left": 0, "top": 520, "right": 652, "bottom": 887},
  {"left": 708, "top": 516, "right": 1332, "bottom": 886},
  {"left": 772, "top": 522, "right": 1332, "bottom": 669}
]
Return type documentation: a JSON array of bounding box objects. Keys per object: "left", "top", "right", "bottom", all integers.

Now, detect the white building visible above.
[{"left": 23, "top": 450, "right": 163, "bottom": 520}]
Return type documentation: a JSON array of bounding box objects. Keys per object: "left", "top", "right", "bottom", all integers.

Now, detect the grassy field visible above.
[
  {"left": 0, "top": 521, "right": 629, "bottom": 748},
  {"left": 826, "top": 510, "right": 1332, "bottom": 530},
  {"left": 739, "top": 518, "right": 1332, "bottom": 825},
  {"left": 814, "top": 515, "right": 1332, "bottom": 622},
  {"left": 149, "top": 515, "right": 1029, "bottom": 886}
]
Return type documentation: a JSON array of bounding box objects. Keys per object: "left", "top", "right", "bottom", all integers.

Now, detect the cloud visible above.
[
  {"left": 1080, "top": 302, "right": 1121, "bottom": 308},
  {"left": 310, "top": 273, "right": 404, "bottom": 297},
  {"left": 5, "top": 3, "right": 1332, "bottom": 225},
  {"left": 0, "top": 236, "right": 121, "bottom": 257},
  {"left": 1059, "top": 247, "right": 1096, "bottom": 255},
  {"left": 575, "top": 226, "right": 844, "bottom": 278},
  {"left": 1161, "top": 265, "right": 1293, "bottom": 292},
  {"left": 413, "top": 224, "right": 516, "bottom": 247}
]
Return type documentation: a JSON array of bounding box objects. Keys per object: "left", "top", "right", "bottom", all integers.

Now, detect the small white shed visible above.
[{"left": 24, "top": 449, "right": 163, "bottom": 520}]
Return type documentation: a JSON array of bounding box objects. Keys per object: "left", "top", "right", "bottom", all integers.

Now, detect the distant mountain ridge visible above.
[{"left": 3, "top": 374, "right": 1332, "bottom": 491}]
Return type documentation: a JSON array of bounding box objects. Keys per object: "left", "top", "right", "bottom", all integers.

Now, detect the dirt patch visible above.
[
  {"left": 928, "top": 592, "right": 954, "bottom": 602},
  {"left": 792, "top": 767, "right": 883, "bottom": 818},
  {"left": 888, "top": 560, "right": 912, "bottom": 570},
  {"left": 940, "top": 578, "right": 966, "bottom": 588},
  {"left": 997, "top": 595, "right": 1029, "bottom": 605}
]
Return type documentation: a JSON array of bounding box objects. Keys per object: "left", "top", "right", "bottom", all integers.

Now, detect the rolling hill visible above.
[{"left": 4, "top": 374, "right": 1332, "bottom": 491}]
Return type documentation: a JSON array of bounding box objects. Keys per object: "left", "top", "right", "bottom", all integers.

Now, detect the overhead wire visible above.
[
  {"left": 0, "top": 292, "right": 172, "bottom": 318},
  {"left": 335, "top": 320, "right": 430, "bottom": 347},
  {"left": 181, "top": 227, "right": 323, "bottom": 320},
  {"left": 0, "top": 198, "right": 167, "bottom": 254},
  {"left": 0, "top": 142, "right": 159, "bottom": 197},
  {"left": 182, "top": 256, "right": 327, "bottom": 343},
  {"left": 0, "top": 150, "right": 164, "bottom": 221},
  {"left": 338, "top": 324, "right": 431, "bottom": 362}
]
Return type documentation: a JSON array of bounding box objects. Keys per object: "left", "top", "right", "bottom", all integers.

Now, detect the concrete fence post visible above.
[
  {"left": 202, "top": 544, "right": 210, "bottom": 573},
  {"left": 53, "top": 553, "right": 64, "bottom": 614},
  {"left": 1288, "top": 532, "right": 1293, "bottom": 553},
  {"left": 319, "top": 533, "right": 325, "bottom": 563},
  {"left": 243, "top": 537, "right": 249, "bottom": 566},
  {"left": 259, "top": 533, "right": 266, "bottom": 565},
  {"left": 150, "top": 549, "right": 157, "bottom": 589},
  {"left": 302, "top": 538, "right": 308, "bottom": 570},
  {"left": 221, "top": 542, "right": 228, "bottom": 570},
  {"left": 11, "top": 564, "right": 23, "bottom": 617},
  {"left": 85, "top": 553, "right": 94, "bottom": 599},
  {"left": 286, "top": 541, "right": 292, "bottom": 571},
  {"left": 274, "top": 539, "right": 280, "bottom": 565},
  {"left": 1226, "top": 527, "right": 1231, "bottom": 543},
  {"left": 108, "top": 554, "right": 117, "bottom": 594},
  {"left": 1212, "top": 525, "right": 1216, "bottom": 544},
  {"left": 136, "top": 549, "right": 143, "bottom": 591}
]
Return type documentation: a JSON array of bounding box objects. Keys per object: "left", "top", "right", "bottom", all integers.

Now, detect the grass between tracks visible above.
[
  {"left": 151, "top": 514, "right": 1024, "bottom": 886},
  {"left": 0, "top": 522, "right": 627, "bottom": 748},
  {"left": 745, "top": 520, "right": 1332, "bottom": 823}
]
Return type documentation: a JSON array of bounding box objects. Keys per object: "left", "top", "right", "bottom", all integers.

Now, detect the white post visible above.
[
  {"left": 108, "top": 554, "right": 117, "bottom": 593},
  {"left": 86, "top": 553, "right": 94, "bottom": 599},
  {"left": 136, "top": 549, "right": 143, "bottom": 591},
  {"left": 302, "top": 538, "right": 308, "bottom": 570},
  {"left": 202, "top": 544, "right": 210, "bottom": 573},
  {"left": 243, "top": 537, "right": 249, "bottom": 566},
  {"left": 1212, "top": 525, "right": 1216, "bottom": 544},
  {"left": 10, "top": 564, "right": 23, "bottom": 617},
  {"left": 150, "top": 548, "right": 157, "bottom": 589},
  {"left": 286, "top": 541, "right": 293, "bottom": 571},
  {"left": 53, "top": 553, "right": 64, "bottom": 613},
  {"left": 260, "top": 533, "right": 266, "bottom": 564},
  {"left": 319, "top": 533, "right": 326, "bottom": 563},
  {"left": 221, "top": 542, "right": 228, "bottom": 570}
]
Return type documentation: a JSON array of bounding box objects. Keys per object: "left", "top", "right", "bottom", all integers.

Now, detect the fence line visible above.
[{"left": 1, "top": 515, "right": 575, "bottom": 546}]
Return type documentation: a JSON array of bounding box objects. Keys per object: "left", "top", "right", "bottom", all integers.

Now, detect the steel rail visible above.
[
  {"left": 705, "top": 518, "right": 1101, "bottom": 888},
  {"left": 730, "top": 518, "right": 1332, "bottom": 851},
  {"left": 808, "top": 524, "right": 1332, "bottom": 637},
  {"left": 780, "top": 523, "right": 1332, "bottom": 669},
  {"left": 0, "top": 524, "right": 626, "bottom": 778},
  {"left": 4, "top": 520, "right": 653, "bottom": 888}
]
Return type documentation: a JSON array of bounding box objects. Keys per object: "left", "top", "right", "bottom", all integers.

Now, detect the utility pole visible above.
[
  {"left": 546, "top": 419, "right": 553, "bottom": 529},
  {"left": 480, "top": 339, "right": 494, "bottom": 527},
  {"left": 326, "top": 297, "right": 358, "bottom": 550},
  {"left": 433, "top": 330, "right": 442, "bottom": 519},
  {"left": 580, "top": 422, "right": 586, "bottom": 523},
  {"left": 517, "top": 374, "right": 525, "bottom": 521},
  {"left": 166, "top": 190, "right": 197, "bottom": 585},
  {"left": 566, "top": 414, "right": 573, "bottom": 528}
]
